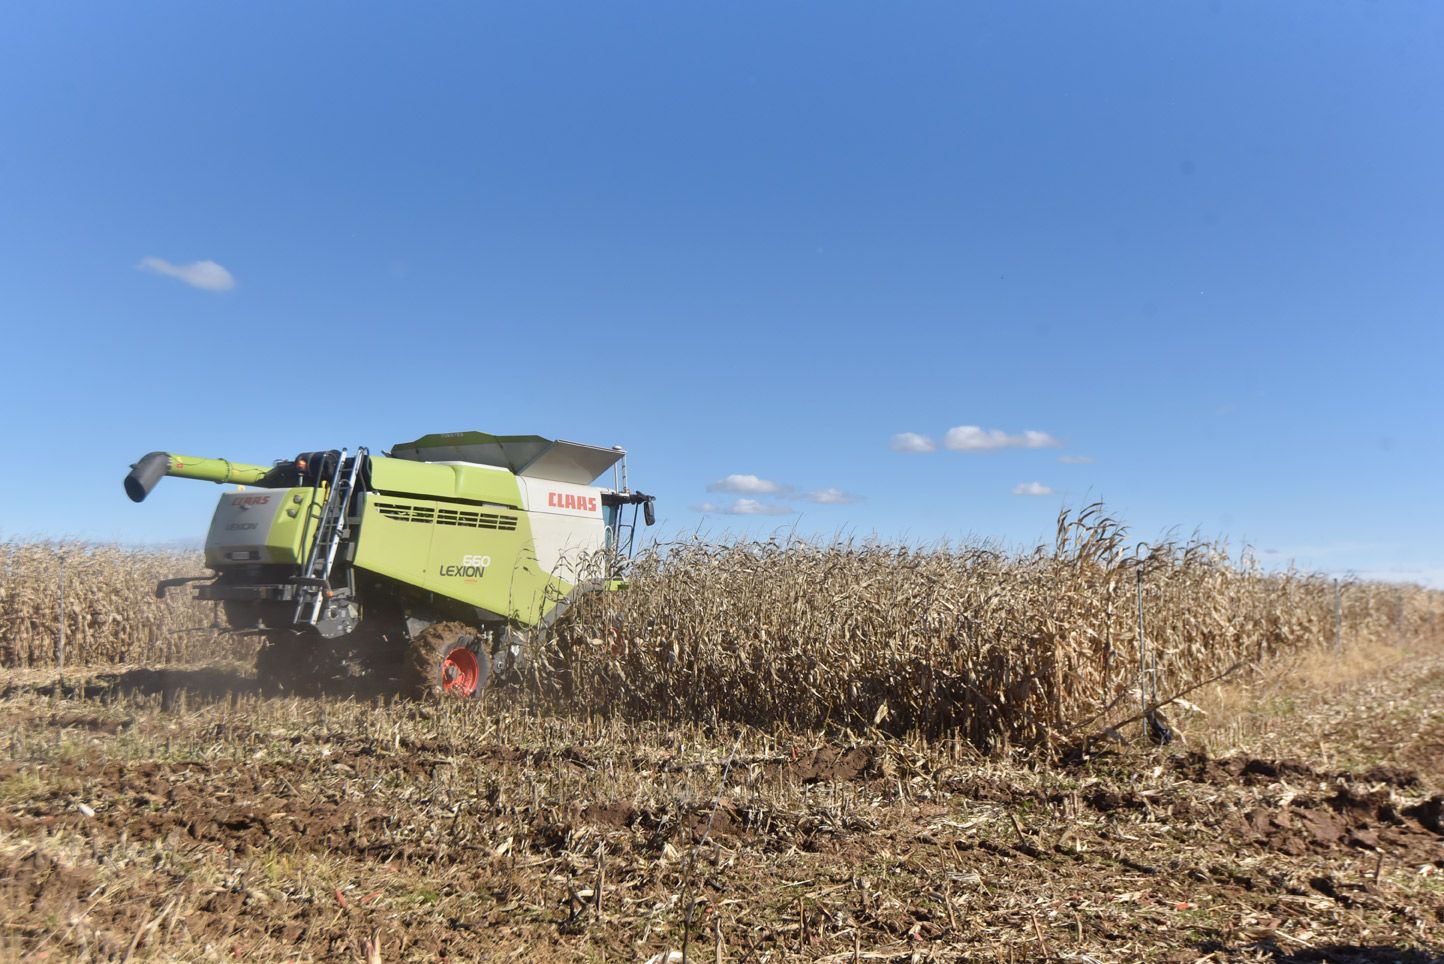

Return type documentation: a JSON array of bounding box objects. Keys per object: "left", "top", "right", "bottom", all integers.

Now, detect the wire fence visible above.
[{"left": 1130, "top": 566, "right": 1430, "bottom": 737}]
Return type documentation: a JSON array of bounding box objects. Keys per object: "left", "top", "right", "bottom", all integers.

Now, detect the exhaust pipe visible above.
[{"left": 125, "top": 452, "right": 170, "bottom": 503}]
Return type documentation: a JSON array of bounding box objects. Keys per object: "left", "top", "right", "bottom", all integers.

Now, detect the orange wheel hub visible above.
[{"left": 440, "top": 647, "right": 481, "bottom": 697}]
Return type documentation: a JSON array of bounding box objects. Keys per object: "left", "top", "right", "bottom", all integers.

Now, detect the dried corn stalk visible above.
[
  {"left": 0, "top": 541, "right": 234, "bottom": 667},
  {"left": 538, "top": 506, "right": 1444, "bottom": 747}
]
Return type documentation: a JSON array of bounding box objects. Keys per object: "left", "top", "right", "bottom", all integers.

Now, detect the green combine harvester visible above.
[{"left": 124, "top": 432, "right": 654, "bottom": 696}]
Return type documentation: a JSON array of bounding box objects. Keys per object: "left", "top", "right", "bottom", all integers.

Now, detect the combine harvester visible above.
[{"left": 124, "top": 432, "right": 654, "bottom": 696}]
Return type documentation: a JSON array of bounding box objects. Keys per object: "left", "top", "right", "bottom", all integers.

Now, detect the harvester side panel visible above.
[
  {"left": 424, "top": 504, "right": 558, "bottom": 624},
  {"left": 351, "top": 495, "right": 562, "bottom": 627},
  {"left": 351, "top": 496, "right": 433, "bottom": 597}
]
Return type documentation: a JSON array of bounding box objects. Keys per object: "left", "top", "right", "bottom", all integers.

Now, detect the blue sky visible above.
[{"left": 1, "top": 3, "right": 1440, "bottom": 584}]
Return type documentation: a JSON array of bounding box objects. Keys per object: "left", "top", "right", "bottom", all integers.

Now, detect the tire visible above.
[
  {"left": 404, "top": 621, "right": 491, "bottom": 698},
  {"left": 255, "top": 639, "right": 320, "bottom": 696}
]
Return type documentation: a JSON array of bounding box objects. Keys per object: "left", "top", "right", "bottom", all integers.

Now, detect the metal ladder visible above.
[{"left": 294, "top": 447, "right": 367, "bottom": 627}]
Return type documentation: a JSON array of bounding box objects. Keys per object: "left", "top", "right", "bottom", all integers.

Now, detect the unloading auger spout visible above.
[{"left": 124, "top": 452, "right": 274, "bottom": 502}]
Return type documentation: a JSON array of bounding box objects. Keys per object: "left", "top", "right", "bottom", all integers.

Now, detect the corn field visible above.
[
  {"left": 542, "top": 506, "right": 1444, "bottom": 746},
  {"left": 0, "top": 540, "right": 231, "bottom": 667},
  {"left": 4, "top": 508, "right": 1442, "bottom": 749}
]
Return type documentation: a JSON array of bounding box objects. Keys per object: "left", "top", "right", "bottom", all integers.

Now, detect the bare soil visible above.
[{"left": 0, "top": 643, "right": 1441, "bottom": 962}]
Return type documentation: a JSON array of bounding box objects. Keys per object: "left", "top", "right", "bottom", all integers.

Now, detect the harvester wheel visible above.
[
  {"left": 255, "top": 639, "right": 320, "bottom": 696},
  {"left": 405, "top": 621, "right": 491, "bottom": 698}
]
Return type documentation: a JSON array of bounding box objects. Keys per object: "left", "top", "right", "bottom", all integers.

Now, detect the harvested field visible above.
[
  {"left": 1, "top": 637, "right": 1442, "bottom": 962},
  {"left": 3, "top": 521, "right": 1442, "bottom": 960}
]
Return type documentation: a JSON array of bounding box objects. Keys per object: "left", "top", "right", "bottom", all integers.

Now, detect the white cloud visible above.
[
  {"left": 801, "top": 487, "right": 863, "bottom": 505},
  {"left": 1356, "top": 568, "right": 1444, "bottom": 589},
  {"left": 729, "top": 498, "right": 795, "bottom": 515},
  {"left": 944, "top": 426, "right": 1061, "bottom": 452},
  {"left": 1258, "top": 541, "right": 1386, "bottom": 561},
  {"left": 137, "top": 257, "right": 236, "bottom": 292},
  {"left": 890, "top": 432, "right": 936, "bottom": 453},
  {"left": 692, "top": 499, "right": 796, "bottom": 516},
  {"left": 1012, "top": 481, "right": 1055, "bottom": 497},
  {"left": 707, "top": 473, "right": 789, "bottom": 495},
  {"left": 1058, "top": 455, "right": 1094, "bottom": 464}
]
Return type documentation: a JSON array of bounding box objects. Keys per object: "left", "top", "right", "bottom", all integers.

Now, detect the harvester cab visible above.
[{"left": 124, "top": 431, "right": 655, "bottom": 697}]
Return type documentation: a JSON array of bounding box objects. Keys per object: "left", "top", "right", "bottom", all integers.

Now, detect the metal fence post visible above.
[
  {"left": 1333, "top": 579, "right": 1342, "bottom": 655},
  {"left": 57, "top": 554, "right": 66, "bottom": 687},
  {"left": 1136, "top": 566, "right": 1149, "bottom": 717}
]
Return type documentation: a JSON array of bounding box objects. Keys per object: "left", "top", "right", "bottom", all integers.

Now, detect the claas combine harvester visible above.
[{"left": 124, "top": 431, "right": 654, "bottom": 696}]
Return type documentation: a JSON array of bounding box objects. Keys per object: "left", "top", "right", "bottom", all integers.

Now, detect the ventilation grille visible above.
[{"left": 375, "top": 501, "right": 518, "bottom": 531}]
